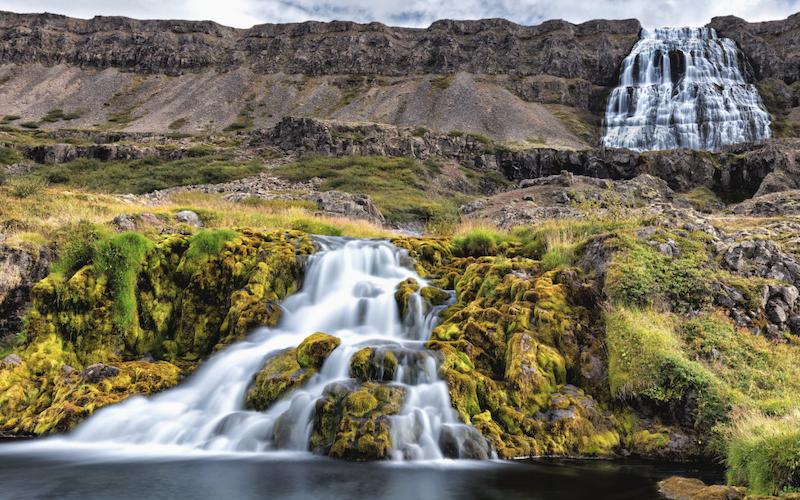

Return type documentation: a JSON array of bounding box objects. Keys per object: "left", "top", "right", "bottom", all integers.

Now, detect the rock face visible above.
[
  {"left": 707, "top": 15, "right": 800, "bottom": 137},
  {"left": 0, "top": 12, "right": 640, "bottom": 85},
  {"left": 0, "top": 245, "right": 52, "bottom": 343}
]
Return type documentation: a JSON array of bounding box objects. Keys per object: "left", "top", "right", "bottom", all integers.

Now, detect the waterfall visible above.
[
  {"left": 602, "top": 27, "right": 771, "bottom": 151},
  {"left": 51, "top": 237, "right": 485, "bottom": 460}
]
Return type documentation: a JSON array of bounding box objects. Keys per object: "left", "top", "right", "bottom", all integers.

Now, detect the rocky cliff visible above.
[
  {"left": 708, "top": 14, "right": 800, "bottom": 137},
  {"left": 0, "top": 12, "right": 644, "bottom": 146},
  {"left": 0, "top": 12, "right": 640, "bottom": 83}
]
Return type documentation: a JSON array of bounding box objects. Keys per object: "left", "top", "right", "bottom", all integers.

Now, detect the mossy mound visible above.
[
  {"left": 245, "top": 332, "right": 341, "bottom": 411},
  {"left": 350, "top": 347, "right": 397, "bottom": 382},
  {"left": 0, "top": 358, "right": 180, "bottom": 435},
  {"left": 0, "top": 228, "right": 314, "bottom": 434},
  {"left": 310, "top": 380, "right": 406, "bottom": 460},
  {"left": 392, "top": 238, "right": 619, "bottom": 459},
  {"left": 297, "top": 332, "right": 341, "bottom": 369},
  {"left": 394, "top": 278, "right": 420, "bottom": 318}
]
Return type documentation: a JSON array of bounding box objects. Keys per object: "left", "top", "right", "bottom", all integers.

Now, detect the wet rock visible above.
[
  {"left": 438, "top": 424, "right": 491, "bottom": 460},
  {"left": 350, "top": 347, "right": 397, "bottom": 382},
  {"left": 420, "top": 286, "right": 449, "bottom": 306},
  {"left": 311, "top": 381, "right": 406, "bottom": 460}
]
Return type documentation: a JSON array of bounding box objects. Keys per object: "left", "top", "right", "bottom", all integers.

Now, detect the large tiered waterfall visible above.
[
  {"left": 34, "top": 237, "right": 485, "bottom": 460},
  {"left": 602, "top": 27, "right": 771, "bottom": 151}
]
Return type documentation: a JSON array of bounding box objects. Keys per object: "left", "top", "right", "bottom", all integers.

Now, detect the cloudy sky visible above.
[{"left": 0, "top": 0, "right": 798, "bottom": 30}]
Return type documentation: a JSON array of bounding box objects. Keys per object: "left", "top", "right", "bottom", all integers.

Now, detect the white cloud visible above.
[{"left": 0, "top": 0, "right": 797, "bottom": 29}]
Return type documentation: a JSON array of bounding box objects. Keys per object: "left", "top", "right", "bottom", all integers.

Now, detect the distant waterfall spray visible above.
[{"left": 602, "top": 27, "right": 771, "bottom": 151}]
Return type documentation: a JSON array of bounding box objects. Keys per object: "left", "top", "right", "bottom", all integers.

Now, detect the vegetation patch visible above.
[
  {"left": 429, "top": 74, "right": 454, "bottom": 91},
  {"left": 168, "top": 117, "right": 188, "bottom": 130},
  {"left": 274, "top": 154, "right": 454, "bottom": 223},
  {"left": 94, "top": 232, "right": 155, "bottom": 335},
  {"left": 27, "top": 154, "right": 267, "bottom": 194}
]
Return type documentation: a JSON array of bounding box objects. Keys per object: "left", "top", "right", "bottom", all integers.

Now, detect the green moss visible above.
[
  {"left": 343, "top": 391, "right": 378, "bottom": 417},
  {"left": 394, "top": 278, "right": 420, "bottom": 317},
  {"left": 420, "top": 286, "right": 449, "bottom": 306},
  {"left": 244, "top": 348, "right": 313, "bottom": 411},
  {"left": 93, "top": 232, "right": 154, "bottom": 337},
  {"left": 296, "top": 332, "right": 341, "bottom": 369}
]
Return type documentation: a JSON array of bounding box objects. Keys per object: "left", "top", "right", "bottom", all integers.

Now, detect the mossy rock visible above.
[
  {"left": 297, "top": 332, "right": 341, "bottom": 369},
  {"left": 420, "top": 286, "right": 449, "bottom": 306},
  {"left": 343, "top": 391, "right": 378, "bottom": 417},
  {"left": 243, "top": 348, "right": 313, "bottom": 411},
  {"left": 244, "top": 331, "right": 340, "bottom": 411},
  {"left": 394, "top": 278, "right": 420, "bottom": 318},
  {"left": 349, "top": 347, "right": 397, "bottom": 382},
  {"left": 504, "top": 333, "right": 565, "bottom": 414},
  {"left": 8, "top": 229, "right": 317, "bottom": 434},
  {"left": 310, "top": 380, "right": 406, "bottom": 459},
  {"left": 0, "top": 357, "right": 181, "bottom": 435}
]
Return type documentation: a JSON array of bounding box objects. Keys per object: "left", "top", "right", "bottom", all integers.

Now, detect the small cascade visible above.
[
  {"left": 61, "top": 237, "right": 490, "bottom": 460},
  {"left": 602, "top": 27, "right": 771, "bottom": 151}
]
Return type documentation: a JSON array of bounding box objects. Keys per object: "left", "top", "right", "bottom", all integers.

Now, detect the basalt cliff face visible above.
[
  {"left": 0, "top": 12, "right": 640, "bottom": 83},
  {"left": 0, "top": 12, "right": 643, "bottom": 147},
  {"left": 709, "top": 14, "right": 800, "bottom": 137}
]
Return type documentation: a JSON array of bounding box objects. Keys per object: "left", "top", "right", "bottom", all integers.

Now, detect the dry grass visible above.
[{"left": 0, "top": 186, "right": 389, "bottom": 253}]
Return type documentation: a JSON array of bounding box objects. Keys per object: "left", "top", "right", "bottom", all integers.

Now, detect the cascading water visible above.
[
  {"left": 47, "top": 237, "right": 487, "bottom": 460},
  {"left": 602, "top": 27, "right": 771, "bottom": 151}
]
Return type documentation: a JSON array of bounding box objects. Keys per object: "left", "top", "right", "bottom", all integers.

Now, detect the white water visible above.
[
  {"left": 602, "top": 27, "right": 771, "bottom": 151},
  {"left": 53, "top": 237, "right": 481, "bottom": 460}
]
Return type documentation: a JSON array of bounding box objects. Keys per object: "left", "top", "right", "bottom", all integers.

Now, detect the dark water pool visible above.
[{"left": 0, "top": 441, "right": 724, "bottom": 500}]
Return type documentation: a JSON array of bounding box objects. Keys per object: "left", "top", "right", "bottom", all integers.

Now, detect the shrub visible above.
[
  {"left": 20, "top": 122, "right": 39, "bottom": 129},
  {"left": 222, "top": 122, "right": 247, "bottom": 132},
  {"left": 448, "top": 130, "right": 465, "bottom": 137},
  {"left": 0, "top": 146, "right": 22, "bottom": 165},
  {"left": 273, "top": 154, "right": 433, "bottom": 223},
  {"left": 412, "top": 126, "right": 430, "bottom": 137},
  {"left": 41, "top": 109, "right": 65, "bottom": 123},
  {"left": 29, "top": 155, "right": 267, "bottom": 194},
  {"left": 429, "top": 74, "right": 454, "bottom": 91},
  {"left": 186, "top": 145, "right": 216, "bottom": 157},
  {"left": 7, "top": 177, "right": 48, "bottom": 198},
  {"left": 423, "top": 158, "right": 442, "bottom": 177}
]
